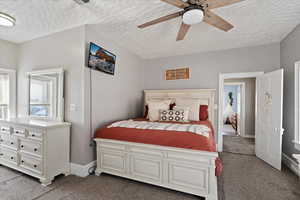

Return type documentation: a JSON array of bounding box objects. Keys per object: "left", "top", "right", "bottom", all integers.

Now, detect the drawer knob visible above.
[
  {"left": 34, "top": 148, "right": 37, "bottom": 152},
  {"left": 21, "top": 160, "right": 24, "bottom": 163},
  {"left": 10, "top": 157, "right": 14, "bottom": 160},
  {"left": 21, "top": 145, "right": 24, "bottom": 148},
  {"left": 10, "top": 142, "right": 14, "bottom": 145},
  {"left": 15, "top": 131, "right": 19, "bottom": 134},
  {"left": 34, "top": 164, "right": 37, "bottom": 168},
  {"left": 0, "top": 139, "right": 3, "bottom": 142},
  {"left": 0, "top": 153, "right": 3, "bottom": 156},
  {"left": 32, "top": 134, "right": 35, "bottom": 137}
]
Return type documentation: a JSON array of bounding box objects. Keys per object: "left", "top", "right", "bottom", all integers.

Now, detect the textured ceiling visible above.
[{"left": 0, "top": 0, "right": 300, "bottom": 59}]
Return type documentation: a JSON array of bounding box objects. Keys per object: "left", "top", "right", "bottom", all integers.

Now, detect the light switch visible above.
[
  {"left": 214, "top": 104, "right": 218, "bottom": 110},
  {"left": 70, "top": 104, "right": 77, "bottom": 111}
]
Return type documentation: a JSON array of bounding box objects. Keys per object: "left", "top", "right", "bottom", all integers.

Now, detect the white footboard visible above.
[{"left": 95, "top": 139, "right": 218, "bottom": 200}]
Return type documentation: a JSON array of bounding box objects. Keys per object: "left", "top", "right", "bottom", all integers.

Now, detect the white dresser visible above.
[{"left": 0, "top": 118, "right": 71, "bottom": 186}]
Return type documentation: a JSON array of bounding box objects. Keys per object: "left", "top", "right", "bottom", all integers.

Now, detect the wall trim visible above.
[
  {"left": 70, "top": 160, "right": 96, "bottom": 177},
  {"left": 294, "top": 61, "right": 300, "bottom": 150},
  {"left": 282, "top": 153, "right": 300, "bottom": 177},
  {"left": 243, "top": 134, "right": 255, "bottom": 138}
]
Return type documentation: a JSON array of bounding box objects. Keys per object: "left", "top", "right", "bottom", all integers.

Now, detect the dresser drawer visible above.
[
  {"left": 0, "top": 134, "right": 18, "bottom": 150},
  {"left": 27, "top": 130, "right": 43, "bottom": 141},
  {"left": 20, "top": 140, "right": 42, "bottom": 157},
  {"left": 0, "top": 149, "right": 18, "bottom": 165},
  {"left": 13, "top": 128, "right": 27, "bottom": 137},
  {"left": 20, "top": 154, "right": 43, "bottom": 174},
  {"left": 1, "top": 126, "right": 11, "bottom": 134}
]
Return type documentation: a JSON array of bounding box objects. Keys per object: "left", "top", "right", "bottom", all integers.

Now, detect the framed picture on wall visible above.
[{"left": 88, "top": 42, "right": 116, "bottom": 75}]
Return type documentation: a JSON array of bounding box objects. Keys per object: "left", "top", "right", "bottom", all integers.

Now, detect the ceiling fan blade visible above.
[
  {"left": 176, "top": 23, "right": 191, "bottom": 41},
  {"left": 207, "top": 0, "right": 245, "bottom": 9},
  {"left": 204, "top": 10, "right": 233, "bottom": 32},
  {"left": 138, "top": 11, "right": 182, "bottom": 28},
  {"left": 161, "top": 0, "right": 189, "bottom": 9}
]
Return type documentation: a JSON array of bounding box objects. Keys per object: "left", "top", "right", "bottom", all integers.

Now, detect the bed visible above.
[{"left": 94, "top": 89, "right": 219, "bottom": 200}]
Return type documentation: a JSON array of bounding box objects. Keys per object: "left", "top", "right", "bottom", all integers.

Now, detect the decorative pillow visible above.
[
  {"left": 144, "top": 99, "right": 173, "bottom": 118},
  {"left": 144, "top": 105, "right": 149, "bottom": 118},
  {"left": 175, "top": 98, "right": 200, "bottom": 121},
  {"left": 144, "top": 103, "right": 176, "bottom": 118},
  {"left": 173, "top": 106, "right": 189, "bottom": 121},
  {"left": 200, "top": 105, "right": 209, "bottom": 121},
  {"left": 148, "top": 101, "right": 170, "bottom": 121},
  {"left": 160, "top": 109, "right": 186, "bottom": 122},
  {"left": 170, "top": 102, "right": 176, "bottom": 110}
]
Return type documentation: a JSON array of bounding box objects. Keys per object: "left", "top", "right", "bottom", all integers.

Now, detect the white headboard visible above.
[{"left": 144, "top": 89, "right": 216, "bottom": 123}]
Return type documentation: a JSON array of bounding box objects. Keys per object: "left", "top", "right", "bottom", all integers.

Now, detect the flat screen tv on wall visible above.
[{"left": 88, "top": 42, "right": 116, "bottom": 75}]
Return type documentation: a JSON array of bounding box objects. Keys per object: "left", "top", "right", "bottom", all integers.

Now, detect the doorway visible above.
[
  {"left": 222, "top": 78, "right": 256, "bottom": 155},
  {"left": 218, "top": 72, "right": 264, "bottom": 152},
  {"left": 218, "top": 70, "right": 284, "bottom": 170}
]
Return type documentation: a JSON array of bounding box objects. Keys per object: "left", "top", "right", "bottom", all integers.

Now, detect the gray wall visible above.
[
  {"left": 281, "top": 24, "right": 300, "bottom": 159},
  {"left": 17, "top": 26, "right": 88, "bottom": 165},
  {"left": 0, "top": 39, "right": 18, "bottom": 69},
  {"left": 225, "top": 78, "right": 256, "bottom": 136},
  {"left": 84, "top": 26, "right": 144, "bottom": 163},
  {"left": 143, "top": 43, "right": 281, "bottom": 138},
  {"left": 16, "top": 25, "right": 144, "bottom": 165}
]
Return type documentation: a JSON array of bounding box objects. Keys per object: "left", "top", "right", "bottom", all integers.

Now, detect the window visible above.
[
  {"left": 0, "top": 68, "right": 16, "bottom": 119},
  {"left": 29, "top": 75, "right": 57, "bottom": 119},
  {"left": 0, "top": 74, "right": 9, "bottom": 119}
]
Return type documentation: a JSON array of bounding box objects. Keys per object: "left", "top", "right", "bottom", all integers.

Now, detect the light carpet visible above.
[
  {"left": 0, "top": 135, "right": 299, "bottom": 200},
  {"left": 223, "top": 135, "right": 255, "bottom": 155}
]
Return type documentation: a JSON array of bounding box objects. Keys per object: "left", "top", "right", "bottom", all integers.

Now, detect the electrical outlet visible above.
[{"left": 73, "top": 0, "right": 89, "bottom": 5}]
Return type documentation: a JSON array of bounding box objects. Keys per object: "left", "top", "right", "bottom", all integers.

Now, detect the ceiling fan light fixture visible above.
[
  {"left": 0, "top": 12, "right": 15, "bottom": 27},
  {"left": 182, "top": 9, "right": 203, "bottom": 25}
]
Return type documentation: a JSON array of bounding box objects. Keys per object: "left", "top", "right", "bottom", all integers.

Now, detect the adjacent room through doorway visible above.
[{"left": 222, "top": 82, "right": 242, "bottom": 136}]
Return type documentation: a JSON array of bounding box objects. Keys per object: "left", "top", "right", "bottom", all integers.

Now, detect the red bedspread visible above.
[{"left": 95, "top": 118, "right": 222, "bottom": 176}]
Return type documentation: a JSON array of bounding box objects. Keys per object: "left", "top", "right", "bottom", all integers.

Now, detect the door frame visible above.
[
  {"left": 294, "top": 61, "right": 300, "bottom": 151},
  {"left": 218, "top": 72, "right": 264, "bottom": 151},
  {"left": 223, "top": 82, "right": 245, "bottom": 137}
]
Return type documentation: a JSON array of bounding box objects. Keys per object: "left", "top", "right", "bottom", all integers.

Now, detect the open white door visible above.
[{"left": 256, "top": 69, "right": 284, "bottom": 170}]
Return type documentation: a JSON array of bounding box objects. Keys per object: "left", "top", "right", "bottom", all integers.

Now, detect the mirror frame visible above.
[{"left": 27, "top": 68, "right": 64, "bottom": 122}]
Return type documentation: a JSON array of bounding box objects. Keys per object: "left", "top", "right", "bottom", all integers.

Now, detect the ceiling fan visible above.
[{"left": 138, "top": 0, "right": 244, "bottom": 41}]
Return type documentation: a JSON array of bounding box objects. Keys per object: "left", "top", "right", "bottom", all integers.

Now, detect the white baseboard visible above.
[
  {"left": 243, "top": 134, "right": 255, "bottom": 138},
  {"left": 70, "top": 160, "right": 96, "bottom": 177},
  {"left": 282, "top": 153, "right": 300, "bottom": 177}
]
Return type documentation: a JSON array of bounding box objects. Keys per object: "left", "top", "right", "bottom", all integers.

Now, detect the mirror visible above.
[{"left": 28, "top": 68, "right": 64, "bottom": 121}]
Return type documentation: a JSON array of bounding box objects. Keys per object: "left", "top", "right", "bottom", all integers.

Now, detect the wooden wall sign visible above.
[{"left": 165, "top": 68, "right": 190, "bottom": 80}]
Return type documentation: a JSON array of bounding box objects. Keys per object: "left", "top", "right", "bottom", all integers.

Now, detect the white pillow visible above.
[
  {"left": 145, "top": 99, "right": 172, "bottom": 119},
  {"left": 173, "top": 106, "right": 190, "bottom": 122},
  {"left": 148, "top": 101, "right": 170, "bottom": 121},
  {"left": 175, "top": 98, "right": 200, "bottom": 121}
]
